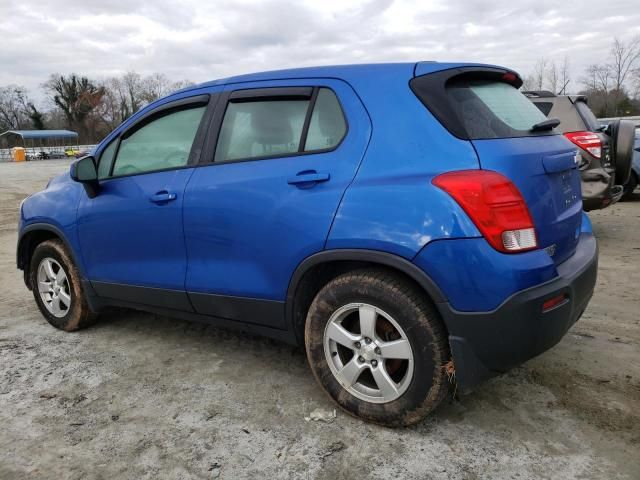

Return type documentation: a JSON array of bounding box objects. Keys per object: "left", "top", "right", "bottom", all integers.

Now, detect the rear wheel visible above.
[
  {"left": 305, "top": 269, "right": 451, "bottom": 427},
  {"left": 29, "top": 239, "right": 98, "bottom": 331}
]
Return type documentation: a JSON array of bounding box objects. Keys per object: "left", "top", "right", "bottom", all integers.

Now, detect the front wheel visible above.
[
  {"left": 305, "top": 269, "right": 451, "bottom": 427},
  {"left": 29, "top": 239, "right": 98, "bottom": 331}
]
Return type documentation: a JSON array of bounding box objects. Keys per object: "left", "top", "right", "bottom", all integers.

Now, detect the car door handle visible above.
[
  {"left": 287, "top": 171, "right": 330, "bottom": 186},
  {"left": 149, "top": 191, "right": 177, "bottom": 204}
]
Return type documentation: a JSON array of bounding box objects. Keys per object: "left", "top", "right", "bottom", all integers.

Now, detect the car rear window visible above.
[
  {"left": 410, "top": 70, "right": 561, "bottom": 141},
  {"left": 574, "top": 100, "right": 600, "bottom": 131},
  {"left": 446, "top": 80, "right": 550, "bottom": 139}
]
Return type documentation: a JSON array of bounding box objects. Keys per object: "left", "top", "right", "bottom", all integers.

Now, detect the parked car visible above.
[
  {"left": 17, "top": 63, "right": 598, "bottom": 426},
  {"left": 622, "top": 127, "right": 639, "bottom": 199},
  {"left": 525, "top": 91, "right": 634, "bottom": 211}
]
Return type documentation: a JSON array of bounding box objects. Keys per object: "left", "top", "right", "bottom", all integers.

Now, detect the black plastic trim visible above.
[
  {"left": 441, "top": 234, "right": 598, "bottom": 393},
  {"left": 189, "top": 292, "right": 285, "bottom": 329},
  {"left": 299, "top": 87, "right": 319, "bottom": 152},
  {"left": 86, "top": 295, "right": 298, "bottom": 345},
  {"left": 92, "top": 281, "right": 194, "bottom": 312},
  {"left": 229, "top": 87, "right": 313, "bottom": 101},
  {"left": 17, "top": 223, "right": 96, "bottom": 296},
  {"left": 285, "top": 249, "right": 447, "bottom": 344}
]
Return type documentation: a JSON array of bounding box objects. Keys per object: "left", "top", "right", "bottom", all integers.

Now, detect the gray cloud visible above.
[{"left": 1, "top": 0, "right": 639, "bottom": 104}]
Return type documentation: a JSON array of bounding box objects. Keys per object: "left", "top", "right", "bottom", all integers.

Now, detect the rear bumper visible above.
[
  {"left": 581, "top": 167, "right": 623, "bottom": 210},
  {"left": 439, "top": 233, "right": 598, "bottom": 393}
]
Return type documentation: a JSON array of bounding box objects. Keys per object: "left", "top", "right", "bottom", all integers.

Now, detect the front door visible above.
[{"left": 77, "top": 95, "right": 210, "bottom": 309}]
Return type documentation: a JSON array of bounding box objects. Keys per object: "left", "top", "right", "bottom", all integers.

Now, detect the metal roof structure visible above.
[{"left": 0, "top": 129, "right": 78, "bottom": 139}]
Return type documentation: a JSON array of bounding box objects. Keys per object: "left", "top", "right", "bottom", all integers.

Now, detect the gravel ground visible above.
[{"left": 1, "top": 159, "right": 639, "bottom": 480}]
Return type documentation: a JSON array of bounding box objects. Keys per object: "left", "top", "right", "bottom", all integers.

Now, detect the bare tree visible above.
[
  {"left": 609, "top": 36, "right": 640, "bottom": 114},
  {"left": 532, "top": 58, "right": 548, "bottom": 91},
  {"left": 559, "top": 56, "right": 570, "bottom": 94},
  {"left": 45, "top": 74, "right": 105, "bottom": 142},
  {"left": 547, "top": 61, "right": 559, "bottom": 94},
  {"left": 0, "top": 85, "right": 32, "bottom": 131},
  {"left": 610, "top": 36, "right": 640, "bottom": 91}
]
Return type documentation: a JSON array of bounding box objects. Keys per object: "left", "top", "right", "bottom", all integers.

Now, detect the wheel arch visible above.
[
  {"left": 17, "top": 223, "right": 80, "bottom": 289},
  {"left": 285, "top": 249, "right": 447, "bottom": 345}
]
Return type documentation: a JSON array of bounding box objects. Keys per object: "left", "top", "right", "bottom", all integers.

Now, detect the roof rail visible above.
[{"left": 522, "top": 90, "right": 556, "bottom": 98}]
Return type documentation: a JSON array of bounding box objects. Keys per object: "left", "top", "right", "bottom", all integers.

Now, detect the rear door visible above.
[
  {"left": 182, "top": 79, "right": 371, "bottom": 328},
  {"left": 411, "top": 69, "right": 582, "bottom": 264}
]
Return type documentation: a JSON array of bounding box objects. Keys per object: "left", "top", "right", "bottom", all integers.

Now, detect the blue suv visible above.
[{"left": 17, "top": 62, "right": 598, "bottom": 426}]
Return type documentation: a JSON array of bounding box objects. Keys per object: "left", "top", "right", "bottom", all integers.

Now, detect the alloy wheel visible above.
[
  {"left": 37, "top": 257, "right": 71, "bottom": 318},
  {"left": 323, "top": 303, "right": 414, "bottom": 404}
]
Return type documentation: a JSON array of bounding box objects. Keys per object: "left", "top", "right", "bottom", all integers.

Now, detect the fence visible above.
[{"left": 0, "top": 145, "right": 96, "bottom": 162}]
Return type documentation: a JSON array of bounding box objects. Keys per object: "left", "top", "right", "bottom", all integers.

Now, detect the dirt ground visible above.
[{"left": 0, "top": 159, "right": 638, "bottom": 480}]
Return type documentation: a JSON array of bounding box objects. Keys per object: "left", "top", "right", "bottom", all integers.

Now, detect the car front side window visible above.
[
  {"left": 111, "top": 106, "right": 206, "bottom": 177},
  {"left": 97, "top": 139, "right": 117, "bottom": 179}
]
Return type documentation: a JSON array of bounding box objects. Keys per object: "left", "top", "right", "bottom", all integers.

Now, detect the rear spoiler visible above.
[{"left": 413, "top": 62, "right": 523, "bottom": 88}]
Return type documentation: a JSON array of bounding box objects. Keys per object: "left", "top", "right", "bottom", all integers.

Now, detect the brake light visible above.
[
  {"left": 433, "top": 170, "right": 538, "bottom": 253},
  {"left": 564, "top": 131, "right": 601, "bottom": 159}
]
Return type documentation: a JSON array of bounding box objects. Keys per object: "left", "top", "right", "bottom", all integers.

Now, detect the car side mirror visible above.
[{"left": 70, "top": 156, "right": 100, "bottom": 198}]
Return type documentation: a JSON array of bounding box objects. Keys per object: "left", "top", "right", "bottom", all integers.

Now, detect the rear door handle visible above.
[
  {"left": 149, "top": 191, "right": 177, "bottom": 204},
  {"left": 287, "top": 171, "right": 330, "bottom": 186}
]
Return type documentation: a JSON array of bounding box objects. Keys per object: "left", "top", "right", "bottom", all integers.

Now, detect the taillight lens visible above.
[
  {"left": 433, "top": 170, "right": 538, "bottom": 253},
  {"left": 564, "top": 131, "right": 601, "bottom": 159}
]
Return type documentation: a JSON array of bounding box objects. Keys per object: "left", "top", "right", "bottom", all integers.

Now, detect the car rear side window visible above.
[
  {"left": 214, "top": 87, "right": 347, "bottom": 162},
  {"left": 111, "top": 106, "right": 205, "bottom": 177},
  {"left": 215, "top": 100, "right": 309, "bottom": 161},
  {"left": 533, "top": 102, "right": 553, "bottom": 117},
  {"left": 304, "top": 89, "right": 346, "bottom": 151},
  {"left": 447, "top": 80, "right": 549, "bottom": 139}
]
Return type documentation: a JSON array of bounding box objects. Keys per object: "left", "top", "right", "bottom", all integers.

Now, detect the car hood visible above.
[{"left": 47, "top": 170, "right": 72, "bottom": 188}]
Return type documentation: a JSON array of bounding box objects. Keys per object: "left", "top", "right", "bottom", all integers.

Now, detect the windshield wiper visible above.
[{"left": 531, "top": 118, "right": 561, "bottom": 132}]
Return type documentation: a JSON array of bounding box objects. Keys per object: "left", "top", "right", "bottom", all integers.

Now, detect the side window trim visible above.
[
  {"left": 204, "top": 86, "right": 348, "bottom": 165},
  {"left": 99, "top": 93, "right": 217, "bottom": 180},
  {"left": 121, "top": 94, "right": 210, "bottom": 139},
  {"left": 298, "top": 88, "right": 319, "bottom": 152},
  {"left": 229, "top": 87, "right": 313, "bottom": 101}
]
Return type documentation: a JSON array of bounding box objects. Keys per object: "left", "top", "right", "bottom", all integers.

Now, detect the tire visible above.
[
  {"left": 608, "top": 120, "right": 634, "bottom": 185},
  {"left": 29, "top": 239, "right": 98, "bottom": 331},
  {"left": 305, "top": 269, "right": 451, "bottom": 427},
  {"left": 621, "top": 172, "right": 638, "bottom": 201}
]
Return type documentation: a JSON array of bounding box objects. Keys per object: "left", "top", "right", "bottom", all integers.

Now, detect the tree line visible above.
[
  {"left": 0, "top": 73, "right": 192, "bottom": 144},
  {"left": 521, "top": 36, "right": 640, "bottom": 117},
  {"left": 2, "top": 36, "right": 640, "bottom": 144}
]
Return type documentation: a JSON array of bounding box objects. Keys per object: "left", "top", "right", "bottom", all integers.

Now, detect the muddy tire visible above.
[
  {"left": 29, "top": 239, "right": 98, "bottom": 331},
  {"left": 305, "top": 269, "right": 451, "bottom": 427}
]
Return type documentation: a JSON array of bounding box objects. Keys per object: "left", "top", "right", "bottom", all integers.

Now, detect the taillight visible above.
[
  {"left": 564, "top": 131, "right": 601, "bottom": 159},
  {"left": 433, "top": 170, "right": 538, "bottom": 253}
]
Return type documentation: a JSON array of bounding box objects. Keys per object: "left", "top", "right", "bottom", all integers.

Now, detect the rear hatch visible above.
[{"left": 411, "top": 66, "right": 583, "bottom": 264}]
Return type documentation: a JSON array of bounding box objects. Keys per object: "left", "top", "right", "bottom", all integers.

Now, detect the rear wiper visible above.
[{"left": 531, "top": 118, "right": 561, "bottom": 132}]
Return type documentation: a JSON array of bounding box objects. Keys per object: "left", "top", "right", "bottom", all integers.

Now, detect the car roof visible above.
[{"left": 173, "top": 61, "right": 514, "bottom": 95}]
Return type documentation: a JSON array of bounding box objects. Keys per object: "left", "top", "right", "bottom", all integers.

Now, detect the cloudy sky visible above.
[{"left": 1, "top": 0, "right": 639, "bottom": 103}]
